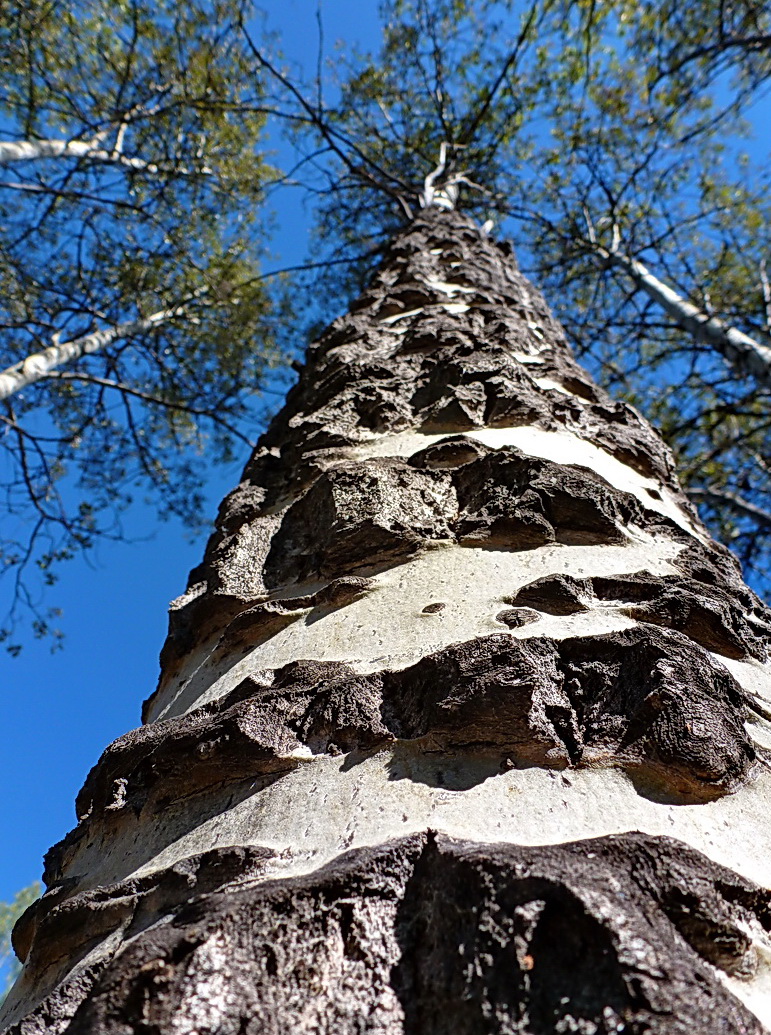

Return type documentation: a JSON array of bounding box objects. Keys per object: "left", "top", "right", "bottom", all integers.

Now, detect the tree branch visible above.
[
  {"left": 0, "top": 131, "right": 209, "bottom": 175},
  {"left": 688, "top": 486, "right": 771, "bottom": 533},
  {"left": 43, "top": 371, "right": 255, "bottom": 447},
  {"left": 0, "top": 303, "right": 193, "bottom": 402},
  {"left": 591, "top": 238, "right": 771, "bottom": 390}
]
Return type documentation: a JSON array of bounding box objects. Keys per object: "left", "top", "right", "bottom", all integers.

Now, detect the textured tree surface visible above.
[{"left": 4, "top": 211, "right": 771, "bottom": 1033}]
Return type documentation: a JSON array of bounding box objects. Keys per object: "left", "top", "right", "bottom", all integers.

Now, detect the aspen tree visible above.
[{"left": 4, "top": 208, "right": 771, "bottom": 1034}]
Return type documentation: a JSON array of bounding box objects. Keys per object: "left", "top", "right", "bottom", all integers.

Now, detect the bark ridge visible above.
[{"left": 5, "top": 210, "right": 771, "bottom": 1034}]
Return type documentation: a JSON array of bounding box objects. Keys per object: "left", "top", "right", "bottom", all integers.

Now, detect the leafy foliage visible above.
[
  {"left": 0, "top": 882, "right": 40, "bottom": 1000},
  {"left": 0, "top": 0, "right": 284, "bottom": 647}
]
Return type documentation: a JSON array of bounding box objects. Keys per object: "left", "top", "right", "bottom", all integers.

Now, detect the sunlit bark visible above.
[{"left": 4, "top": 210, "right": 771, "bottom": 1034}]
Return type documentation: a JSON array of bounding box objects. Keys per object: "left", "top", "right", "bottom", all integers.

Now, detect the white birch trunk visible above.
[
  {"left": 0, "top": 136, "right": 164, "bottom": 172},
  {"left": 3, "top": 211, "right": 771, "bottom": 1034},
  {"left": 0, "top": 307, "right": 189, "bottom": 402},
  {"left": 599, "top": 242, "right": 771, "bottom": 389},
  {"left": 0, "top": 135, "right": 207, "bottom": 175},
  {"left": 0, "top": 136, "right": 113, "bottom": 164}
]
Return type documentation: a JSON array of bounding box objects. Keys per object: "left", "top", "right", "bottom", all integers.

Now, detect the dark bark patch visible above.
[
  {"left": 508, "top": 569, "right": 770, "bottom": 662},
  {"left": 495, "top": 606, "right": 540, "bottom": 627},
  {"left": 558, "top": 627, "right": 757, "bottom": 797},
  {"left": 408, "top": 434, "right": 488, "bottom": 470},
  {"left": 20, "top": 831, "right": 768, "bottom": 1035},
  {"left": 452, "top": 449, "right": 643, "bottom": 548},
  {"left": 380, "top": 635, "right": 570, "bottom": 765},
  {"left": 507, "top": 574, "right": 590, "bottom": 615},
  {"left": 392, "top": 832, "right": 770, "bottom": 1035},
  {"left": 621, "top": 591, "right": 758, "bottom": 660},
  {"left": 8, "top": 845, "right": 277, "bottom": 1035},
  {"left": 372, "top": 627, "right": 759, "bottom": 797},
  {"left": 264, "top": 458, "right": 456, "bottom": 585},
  {"left": 268, "top": 660, "right": 391, "bottom": 754}
]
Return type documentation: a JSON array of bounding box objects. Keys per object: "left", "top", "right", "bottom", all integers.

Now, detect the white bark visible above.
[
  {"left": 4, "top": 212, "right": 771, "bottom": 1035},
  {"left": 420, "top": 141, "right": 459, "bottom": 210},
  {"left": 0, "top": 131, "right": 209, "bottom": 175},
  {"left": 0, "top": 306, "right": 186, "bottom": 401},
  {"left": 598, "top": 242, "right": 771, "bottom": 389},
  {"left": 0, "top": 135, "right": 166, "bottom": 172}
]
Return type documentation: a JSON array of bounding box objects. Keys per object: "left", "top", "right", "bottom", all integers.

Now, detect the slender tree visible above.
[{"left": 3, "top": 194, "right": 771, "bottom": 1031}]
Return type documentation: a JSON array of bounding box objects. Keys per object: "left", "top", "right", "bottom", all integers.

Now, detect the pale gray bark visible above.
[
  {"left": 0, "top": 306, "right": 189, "bottom": 402},
  {"left": 0, "top": 132, "right": 113, "bottom": 164},
  {"left": 0, "top": 126, "right": 209, "bottom": 175},
  {"left": 3, "top": 211, "right": 771, "bottom": 1034},
  {"left": 0, "top": 136, "right": 163, "bottom": 172},
  {"left": 598, "top": 241, "right": 771, "bottom": 389}
]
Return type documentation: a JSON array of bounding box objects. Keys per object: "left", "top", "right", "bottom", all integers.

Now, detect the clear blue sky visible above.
[{"left": 0, "top": 0, "right": 384, "bottom": 905}]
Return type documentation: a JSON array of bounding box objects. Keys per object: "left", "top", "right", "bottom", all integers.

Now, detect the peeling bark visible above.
[{"left": 4, "top": 210, "right": 771, "bottom": 1034}]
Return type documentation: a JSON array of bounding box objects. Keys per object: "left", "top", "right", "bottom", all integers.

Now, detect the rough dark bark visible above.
[{"left": 4, "top": 210, "right": 771, "bottom": 1033}]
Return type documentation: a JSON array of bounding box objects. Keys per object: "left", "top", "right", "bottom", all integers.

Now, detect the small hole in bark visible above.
[
  {"left": 422, "top": 602, "right": 446, "bottom": 614},
  {"left": 264, "top": 945, "right": 278, "bottom": 977}
]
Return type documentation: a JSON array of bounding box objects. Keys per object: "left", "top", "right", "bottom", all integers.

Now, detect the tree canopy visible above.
[
  {"left": 3, "top": 0, "right": 771, "bottom": 650},
  {"left": 0, "top": 0, "right": 281, "bottom": 649}
]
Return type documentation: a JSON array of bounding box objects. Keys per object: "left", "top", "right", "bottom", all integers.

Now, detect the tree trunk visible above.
[{"left": 4, "top": 209, "right": 771, "bottom": 1034}]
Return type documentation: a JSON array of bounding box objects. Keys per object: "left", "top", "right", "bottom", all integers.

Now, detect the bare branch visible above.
[
  {"left": 43, "top": 371, "right": 255, "bottom": 447},
  {"left": 688, "top": 486, "right": 771, "bottom": 534},
  {"left": 421, "top": 141, "right": 454, "bottom": 209}
]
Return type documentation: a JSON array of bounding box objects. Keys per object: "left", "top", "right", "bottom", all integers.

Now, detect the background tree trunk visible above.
[{"left": 4, "top": 210, "right": 771, "bottom": 1034}]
